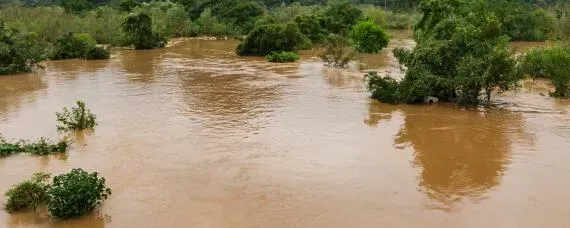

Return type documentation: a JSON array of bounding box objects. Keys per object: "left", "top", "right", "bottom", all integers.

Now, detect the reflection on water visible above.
[
  {"left": 0, "top": 73, "right": 47, "bottom": 119},
  {"left": 1, "top": 31, "right": 570, "bottom": 228}
]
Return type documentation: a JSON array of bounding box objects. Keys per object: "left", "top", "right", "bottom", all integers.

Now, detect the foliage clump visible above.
[
  {"left": 236, "top": 22, "right": 308, "bottom": 56},
  {"left": 519, "top": 46, "right": 570, "bottom": 98},
  {"left": 0, "top": 136, "right": 70, "bottom": 157},
  {"left": 0, "top": 22, "right": 46, "bottom": 75},
  {"left": 4, "top": 173, "right": 51, "bottom": 213},
  {"left": 4, "top": 169, "right": 111, "bottom": 219},
  {"left": 365, "top": 72, "right": 401, "bottom": 104},
  {"left": 366, "top": 0, "right": 520, "bottom": 106},
  {"left": 319, "top": 34, "right": 357, "bottom": 68},
  {"left": 265, "top": 51, "right": 300, "bottom": 62},
  {"left": 56, "top": 100, "right": 97, "bottom": 131},
  {"left": 50, "top": 33, "right": 110, "bottom": 60},
  {"left": 48, "top": 168, "right": 112, "bottom": 219},
  {"left": 122, "top": 12, "right": 167, "bottom": 50},
  {"left": 349, "top": 20, "right": 389, "bottom": 53}
]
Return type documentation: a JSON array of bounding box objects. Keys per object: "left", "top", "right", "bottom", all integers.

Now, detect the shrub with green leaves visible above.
[
  {"left": 519, "top": 46, "right": 570, "bottom": 98},
  {"left": 56, "top": 100, "right": 97, "bottom": 131},
  {"left": 236, "top": 22, "right": 308, "bottom": 56},
  {"left": 350, "top": 20, "right": 390, "bottom": 53},
  {"left": 0, "top": 136, "right": 70, "bottom": 157},
  {"left": 4, "top": 173, "right": 51, "bottom": 213},
  {"left": 122, "top": 12, "right": 167, "bottom": 50},
  {"left": 365, "top": 72, "right": 401, "bottom": 105},
  {"left": 48, "top": 169, "right": 111, "bottom": 219},
  {"left": 265, "top": 51, "right": 300, "bottom": 62},
  {"left": 319, "top": 34, "right": 357, "bottom": 68},
  {"left": 368, "top": 0, "right": 520, "bottom": 106},
  {"left": 50, "top": 33, "right": 109, "bottom": 60},
  {"left": 0, "top": 23, "right": 46, "bottom": 75}
]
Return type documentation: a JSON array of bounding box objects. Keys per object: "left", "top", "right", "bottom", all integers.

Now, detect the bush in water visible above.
[
  {"left": 265, "top": 51, "right": 300, "bottom": 62},
  {"left": 48, "top": 169, "right": 111, "bottom": 219},
  {"left": 236, "top": 22, "right": 308, "bottom": 56},
  {"left": 50, "top": 33, "right": 109, "bottom": 60},
  {"left": 122, "top": 12, "right": 167, "bottom": 50},
  {"left": 56, "top": 100, "right": 97, "bottom": 131},
  {"left": 519, "top": 46, "right": 570, "bottom": 98},
  {"left": 365, "top": 72, "right": 401, "bottom": 105},
  {"left": 350, "top": 20, "right": 390, "bottom": 53},
  {"left": 0, "top": 136, "right": 70, "bottom": 157},
  {"left": 4, "top": 173, "right": 51, "bottom": 213},
  {"left": 319, "top": 34, "right": 357, "bottom": 68}
]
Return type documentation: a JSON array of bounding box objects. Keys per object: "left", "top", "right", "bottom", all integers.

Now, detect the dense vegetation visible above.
[
  {"left": 265, "top": 51, "right": 300, "bottom": 62},
  {"left": 519, "top": 46, "right": 570, "bottom": 98},
  {"left": 50, "top": 33, "right": 110, "bottom": 60},
  {"left": 367, "top": 0, "right": 521, "bottom": 106},
  {"left": 4, "top": 173, "right": 51, "bottom": 212},
  {"left": 48, "top": 169, "right": 112, "bottom": 219},
  {"left": 349, "top": 20, "right": 389, "bottom": 53},
  {"left": 4, "top": 169, "right": 111, "bottom": 219},
  {"left": 56, "top": 100, "right": 97, "bottom": 130},
  {"left": 0, "top": 136, "right": 70, "bottom": 157},
  {"left": 0, "top": 23, "right": 45, "bottom": 75}
]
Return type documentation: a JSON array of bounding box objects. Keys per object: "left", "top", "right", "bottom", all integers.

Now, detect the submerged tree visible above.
[
  {"left": 367, "top": 0, "right": 520, "bottom": 106},
  {"left": 56, "top": 100, "right": 97, "bottom": 130},
  {"left": 236, "top": 22, "right": 308, "bottom": 56},
  {"left": 122, "top": 13, "right": 167, "bottom": 50},
  {"left": 319, "top": 34, "right": 357, "bottom": 68},
  {"left": 349, "top": 20, "right": 390, "bottom": 53},
  {"left": 519, "top": 46, "right": 570, "bottom": 98},
  {"left": 4, "top": 173, "right": 51, "bottom": 212}
]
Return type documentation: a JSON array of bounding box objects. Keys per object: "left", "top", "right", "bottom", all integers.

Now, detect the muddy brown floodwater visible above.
[{"left": 1, "top": 31, "right": 570, "bottom": 228}]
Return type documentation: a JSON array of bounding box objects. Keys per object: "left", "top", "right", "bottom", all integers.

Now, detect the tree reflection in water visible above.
[{"left": 366, "top": 101, "right": 527, "bottom": 211}]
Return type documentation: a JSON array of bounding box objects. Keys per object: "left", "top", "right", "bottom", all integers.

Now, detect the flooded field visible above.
[{"left": 1, "top": 31, "right": 570, "bottom": 227}]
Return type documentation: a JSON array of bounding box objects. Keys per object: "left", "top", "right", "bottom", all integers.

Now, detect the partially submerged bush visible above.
[
  {"left": 85, "top": 46, "right": 110, "bottom": 60},
  {"left": 56, "top": 100, "right": 97, "bottom": 131},
  {"left": 50, "top": 33, "right": 109, "bottom": 60},
  {"left": 48, "top": 169, "right": 112, "bottom": 219},
  {"left": 368, "top": 0, "right": 520, "bottom": 106},
  {"left": 349, "top": 20, "right": 390, "bottom": 53},
  {"left": 265, "top": 51, "right": 300, "bottom": 63},
  {"left": 519, "top": 46, "right": 570, "bottom": 98},
  {"left": 122, "top": 12, "right": 167, "bottom": 50},
  {"left": 0, "top": 136, "right": 70, "bottom": 157},
  {"left": 365, "top": 72, "right": 401, "bottom": 105},
  {"left": 319, "top": 34, "right": 357, "bottom": 68},
  {"left": 236, "top": 22, "right": 309, "bottom": 56},
  {"left": 4, "top": 173, "right": 51, "bottom": 212}
]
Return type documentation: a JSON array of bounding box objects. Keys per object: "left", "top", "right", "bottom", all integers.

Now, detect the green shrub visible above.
[
  {"left": 295, "top": 14, "right": 326, "bottom": 43},
  {"left": 236, "top": 22, "right": 308, "bottom": 56},
  {"left": 519, "top": 46, "right": 570, "bottom": 98},
  {"left": 0, "top": 136, "right": 70, "bottom": 157},
  {"left": 122, "top": 12, "right": 167, "bottom": 50},
  {"left": 56, "top": 100, "right": 97, "bottom": 131},
  {"left": 319, "top": 34, "right": 357, "bottom": 68},
  {"left": 50, "top": 33, "right": 109, "bottom": 60},
  {"left": 48, "top": 169, "right": 111, "bottom": 219},
  {"left": 493, "top": 2, "right": 556, "bottom": 41},
  {"left": 4, "top": 173, "right": 51, "bottom": 213},
  {"left": 265, "top": 51, "right": 300, "bottom": 62},
  {"left": 371, "top": 0, "right": 520, "bottom": 106},
  {"left": 350, "top": 20, "right": 390, "bottom": 53},
  {"left": 320, "top": 1, "right": 363, "bottom": 35},
  {"left": 85, "top": 46, "right": 110, "bottom": 60},
  {"left": 365, "top": 72, "right": 401, "bottom": 104},
  {"left": 0, "top": 23, "right": 46, "bottom": 75}
]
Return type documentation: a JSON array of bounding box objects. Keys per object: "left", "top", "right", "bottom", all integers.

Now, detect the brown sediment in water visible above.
[{"left": 1, "top": 31, "right": 570, "bottom": 228}]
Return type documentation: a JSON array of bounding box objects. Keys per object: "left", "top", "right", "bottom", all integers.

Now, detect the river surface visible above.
[{"left": 1, "top": 31, "right": 570, "bottom": 228}]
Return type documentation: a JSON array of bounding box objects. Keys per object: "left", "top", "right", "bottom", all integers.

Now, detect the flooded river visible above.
[{"left": 1, "top": 32, "right": 570, "bottom": 227}]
